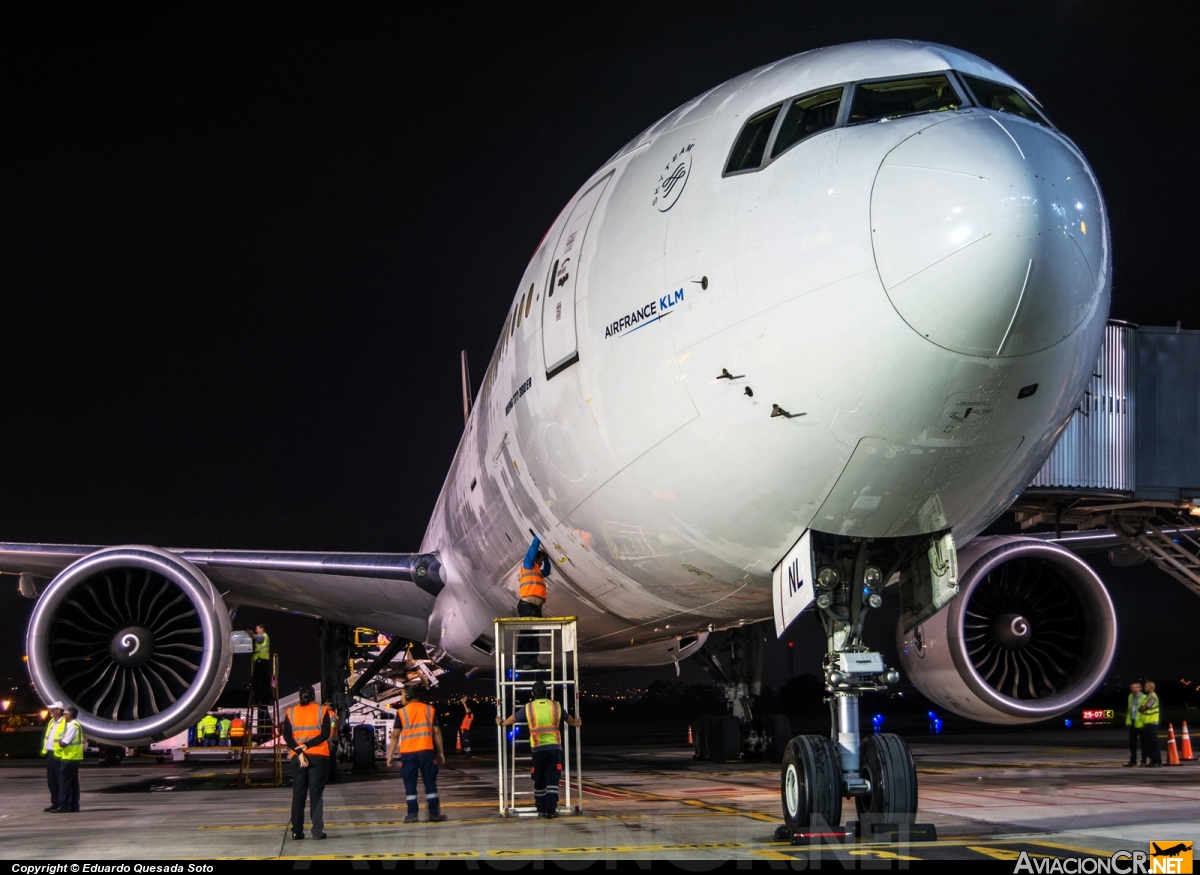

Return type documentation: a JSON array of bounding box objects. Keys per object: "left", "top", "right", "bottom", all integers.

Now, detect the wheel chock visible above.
[
  {"left": 787, "top": 827, "right": 855, "bottom": 846},
  {"left": 846, "top": 821, "right": 938, "bottom": 842}
]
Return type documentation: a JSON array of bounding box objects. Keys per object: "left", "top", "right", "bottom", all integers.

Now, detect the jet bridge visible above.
[{"left": 1015, "top": 320, "right": 1200, "bottom": 595}]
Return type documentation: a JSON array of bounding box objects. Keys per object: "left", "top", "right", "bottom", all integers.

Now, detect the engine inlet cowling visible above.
[
  {"left": 897, "top": 536, "right": 1117, "bottom": 724},
  {"left": 26, "top": 546, "right": 232, "bottom": 745}
]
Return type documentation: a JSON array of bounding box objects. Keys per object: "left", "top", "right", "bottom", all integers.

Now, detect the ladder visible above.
[
  {"left": 1114, "top": 510, "right": 1200, "bottom": 598},
  {"left": 238, "top": 654, "right": 283, "bottom": 788},
  {"left": 494, "top": 616, "right": 582, "bottom": 818}
]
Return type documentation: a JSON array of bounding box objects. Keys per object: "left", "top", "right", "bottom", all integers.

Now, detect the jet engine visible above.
[
  {"left": 897, "top": 536, "right": 1116, "bottom": 724},
  {"left": 26, "top": 546, "right": 233, "bottom": 745}
]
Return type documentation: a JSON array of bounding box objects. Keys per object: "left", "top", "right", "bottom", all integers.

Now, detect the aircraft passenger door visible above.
[{"left": 542, "top": 173, "right": 612, "bottom": 379}]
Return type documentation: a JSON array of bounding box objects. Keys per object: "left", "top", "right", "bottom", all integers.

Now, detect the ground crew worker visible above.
[
  {"left": 199, "top": 711, "right": 219, "bottom": 746},
  {"left": 458, "top": 696, "right": 474, "bottom": 759},
  {"left": 496, "top": 680, "right": 581, "bottom": 818},
  {"left": 1125, "top": 681, "right": 1143, "bottom": 767},
  {"left": 218, "top": 714, "right": 232, "bottom": 746},
  {"left": 41, "top": 701, "right": 65, "bottom": 812},
  {"left": 53, "top": 706, "right": 83, "bottom": 813},
  {"left": 1140, "top": 681, "right": 1162, "bottom": 767},
  {"left": 250, "top": 623, "right": 272, "bottom": 705},
  {"left": 281, "top": 684, "right": 333, "bottom": 841},
  {"left": 386, "top": 685, "right": 446, "bottom": 823},
  {"left": 519, "top": 535, "right": 552, "bottom": 618},
  {"left": 229, "top": 714, "right": 246, "bottom": 744}
]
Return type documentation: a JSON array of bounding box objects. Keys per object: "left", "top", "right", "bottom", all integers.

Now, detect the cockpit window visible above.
[
  {"left": 771, "top": 88, "right": 842, "bottom": 157},
  {"left": 725, "top": 105, "right": 781, "bottom": 173},
  {"left": 960, "top": 74, "right": 1049, "bottom": 126},
  {"left": 849, "top": 74, "right": 961, "bottom": 124}
]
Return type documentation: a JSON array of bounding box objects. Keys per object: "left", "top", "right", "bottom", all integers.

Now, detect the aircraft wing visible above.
[{"left": 0, "top": 543, "right": 443, "bottom": 640}]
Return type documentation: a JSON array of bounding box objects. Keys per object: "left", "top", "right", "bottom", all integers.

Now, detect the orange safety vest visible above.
[
  {"left": 524, "top": 698, "right": 563, "bottom": 749},
  {"left": 286, "top": 702, "right": 332, "bottom": 757},
  {"left": 519, "top": 565, "right": 547, "bottom": 601},
  {"left": 460, "top": 712, "right": 474, "bottom": 731},
  {"left": 229, "top": 718, "right": 245, "bottom": 738},
  {"left": 398, "top": 702, "right": 436, "bottom": 754}
]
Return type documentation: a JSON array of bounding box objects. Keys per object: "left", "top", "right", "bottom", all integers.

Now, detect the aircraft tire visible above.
[
  {"left": 713, "top": 715, "right": 741, "bottom": 762},
  {"left": 766, "top": 714, "right": 792, "bottom": 763},
  {"left": 854, "top": 733, "right": 917, "bottom": 828},
  {"left": 352, "top": 725, "right": 376, "bottom": 773},
  {"left": 781, "top": 734, "right": 842, "bottom": 833}
]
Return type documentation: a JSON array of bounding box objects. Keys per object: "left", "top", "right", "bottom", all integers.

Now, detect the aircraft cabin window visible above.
[
  {"left": 960, "top": 74, "right": 1049, "bottom": 126},
  {"left": 524, "top": 284, "right": 534, "bottom": 318},
  {"left": 849, "top": 74, "right": 961, "bottom": 124},
  {"left": 725, "top": 105, "right": 781, "bottom": 174},
  {"left": 771, "top": 88, "right": 842, "bottom": 158},
  {"left": 517, "top": 292, "right": 525, "bottom": 328}
]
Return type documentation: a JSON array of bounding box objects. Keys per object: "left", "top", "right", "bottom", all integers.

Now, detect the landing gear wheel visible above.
[
  {"left": 692, "top": 716, "right": 710, "bottom": 761},
  {"left": 766, "top": 714, "right": 791, "bottom": 763},
  {"left": 713, "top": 715, "right": 741, "bottom": 762},
  {"left": 781, "top": 734, "right": 842, "bottom": 833},
  {"left": 352, "top": 724, "right": 377, "bottom": 773},
  {"left": 855, "top": 733, "right": 917, "bottom": 829}
]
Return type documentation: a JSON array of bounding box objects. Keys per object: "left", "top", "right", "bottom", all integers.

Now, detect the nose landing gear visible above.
[{"left": 778, "top": 533, "right": 937, "bottom": 842}]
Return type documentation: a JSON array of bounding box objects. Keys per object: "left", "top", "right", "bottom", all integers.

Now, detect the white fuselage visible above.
[{"left": 418, "top": 41, "right": 1110, "bottom": 670}]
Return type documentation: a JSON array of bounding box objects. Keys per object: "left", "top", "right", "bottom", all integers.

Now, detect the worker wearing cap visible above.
[
  {"left": 1140, "top": 681, "right": 1162, "bottom": 767},
  {"left": 386, "top": 685, "right": 446, "bottom": 823},
  {"left": 281, "top": 684, "right": 333, "bottom": 840},
  {"left": 458, "top": 696, "right": 474, "bottom": 759},
  {"left": 53, "top": 706, "right": 84, "bottom": 813},
  {"left": 41, "top": 701, "right": 65, "bottom": 812},
  {"left": 496, "top": 680, "right": 581, "bottom": 818}
]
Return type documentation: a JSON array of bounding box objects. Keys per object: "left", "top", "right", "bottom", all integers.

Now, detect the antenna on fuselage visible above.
[{"left": 461, "top": 349, "right": 473, "bottom": 426}]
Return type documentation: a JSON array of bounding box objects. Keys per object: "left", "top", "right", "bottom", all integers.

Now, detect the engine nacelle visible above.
[
  {"left": 26, "top": 546, "right": 232, "bottom": 745},
  {"left": 897, "top": 536, "right": 1116, "bottom": 724}
]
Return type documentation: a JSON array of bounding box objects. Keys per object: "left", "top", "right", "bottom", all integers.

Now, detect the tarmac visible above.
[{"left": 3, "top": 729, "right": 1198, "bottom": 862}]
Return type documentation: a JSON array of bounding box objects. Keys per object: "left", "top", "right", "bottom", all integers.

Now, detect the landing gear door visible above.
[
  {"left": 542, "top": 173, "right": 612, "bottom": 379},
  {"left": 772, "top": 530, "right": 816, "bottom": 637},
  {"left": 900, "top": 531, "right": 959, "bottom": 633}
]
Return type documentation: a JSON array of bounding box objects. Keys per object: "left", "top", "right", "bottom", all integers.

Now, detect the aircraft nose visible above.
[{"left": 871, "top": 113, "right": 1107, "bottom": 357}]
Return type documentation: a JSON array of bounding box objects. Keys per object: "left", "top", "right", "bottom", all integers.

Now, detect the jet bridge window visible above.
[
  {"left": 725, "top": 105, "right": 781, "bottom": 174},
  {"left": 960, "top": 74, "right": 1049, "bottom": 126},
  {"left": 771, "top": 88, "right": 842, "bottom": 158},
  {"left": 849, "top": 74, "right": 961, "bottom": 124}
]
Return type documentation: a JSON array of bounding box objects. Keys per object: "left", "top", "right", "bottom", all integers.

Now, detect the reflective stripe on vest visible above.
[
  {"left": 230, "top": 719, "right": 245, "bottom": 738},
  {"left": 199, "top": 715, "right": 218, "bottom": 737},
  {"left": 219, "top": 719, "right": 231, "bottom": 738},
  {"left": 252, "top": 633, "right": 271, "bottom": 662},
  {"left": 287, "top": 703, "right": 331, "bottom": 757},
  {"left": 1141, "top": 694, "right": 1160, "bottom": 725},
  {"left": 56, "top": 720, "right": 84, "bottom": 761},
  {"left": 519, "top": 567, "right": 547, "bottom": 601},
  {"left": 525, "top": 699, "right": 562, "bottom": 749},
  {"left": 460, "top": 713, "right": 474, "bottom": 731},
  {"left": 398, "top": 702, "right": 435, "bottom": 753}
]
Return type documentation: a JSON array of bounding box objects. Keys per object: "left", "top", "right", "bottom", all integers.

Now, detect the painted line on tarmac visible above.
[
  {"left": 583, "top": 778, "right": 778, "bottom": 823},
  {"left": 487, "top": 842, "right": 747, "bottom": 856},
  {"left": 254, "top": 801, "right": 494, "bottom": 812}
]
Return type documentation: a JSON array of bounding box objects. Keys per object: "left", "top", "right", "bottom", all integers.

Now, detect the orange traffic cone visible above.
[
  {"left": 1166, "top": 724, "right": 1181, "bottom": 765},
  {"left": 1181, "top": 722, "right": 1195, "bottom": 761},
  {"left": 687, "top": 724, "right": 693, "bottom": 746},
  {"left": 455, "top": 732, "right": 462, "bottom": 753}
]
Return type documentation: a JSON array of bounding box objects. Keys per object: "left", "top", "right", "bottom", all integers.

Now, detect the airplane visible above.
[
  {"left": 7, "top": 39, "right": 1115, "bottom": 833},
  {"left": 1151, "top": 843, "right": 1192, "bottom": 858}
]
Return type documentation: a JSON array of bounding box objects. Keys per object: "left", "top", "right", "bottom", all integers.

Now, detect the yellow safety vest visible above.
[
  {"left": 1140, "top": 693, "right": 1160, "bottom": 725},
  {"left": 252, "top": 632, "right": 271, "bottom": 662},
  {"left": 55, "top": 720, "right": 84, "bottom": 761},
  {"left": 525, "top": 698, "right": 562, "bottom": 749},
  {"left": 199, "top": 715, "right": 219, "bottom": 737},
  {"left": 43, "top": 717, "right": 63, "bottom": 754},
  {"left": 1126, "top": 694, "right": 1143, "bottom": 728}
]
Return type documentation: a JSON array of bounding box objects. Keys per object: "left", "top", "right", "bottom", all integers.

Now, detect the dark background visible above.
[{"left": 1, "top": 3, "right": 1198, "bottom": 711}]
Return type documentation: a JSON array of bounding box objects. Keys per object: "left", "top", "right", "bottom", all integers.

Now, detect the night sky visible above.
[{"left": 1, "top": 4, "right": 1197, "bottom": 706}]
